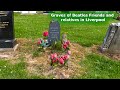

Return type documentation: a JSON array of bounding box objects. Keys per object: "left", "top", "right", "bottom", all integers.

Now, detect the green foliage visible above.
[{"left": 51, "top": 41, "right": 62, "bottom": 51}]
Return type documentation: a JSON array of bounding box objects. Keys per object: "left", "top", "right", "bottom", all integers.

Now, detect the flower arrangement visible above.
[
  {"left": 37, "top": 31, "right": 49, "bottom": 48},
  {"left": 62, "top": 40, "right": 70, "bottom": 50},
  {"left": 62, "top": 33, "right": 70, "bottom": 51},
  {"left": 37, "top": 30, "right": 71, "bottom": 67},
  {"left": 50, "top": 38, "right": 71, "bottom": 66},
  {"left": 50, "top": 50, "right": 71, "bottom": 66},
  {"left": 43, "top": 31, "right": 49, "bottom": 38}
]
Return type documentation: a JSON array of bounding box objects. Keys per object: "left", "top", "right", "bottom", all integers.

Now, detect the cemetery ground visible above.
[{"left": 0, "top": 13, "right": 120, "bottom": 79}]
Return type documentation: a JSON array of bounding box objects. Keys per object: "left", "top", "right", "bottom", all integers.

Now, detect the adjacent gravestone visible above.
[
  {"left": 48, "top": 20, "right": 60, "bottom": 45},
  {"left": 0, "top": 11, "right": 16, "bottom": 49},
  {"left": 43, "top": 11, "right": 54, "bottom": 13},
  {"left": 21, "top": 11, "right": 37, "bottom": 15},
  {"left": 101, "top": 22, "right": 120, "bottom": 53}
]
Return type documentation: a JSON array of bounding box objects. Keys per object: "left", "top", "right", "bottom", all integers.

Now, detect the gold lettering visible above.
[{"left": 0, "top": 22, "right": 9, "bottom": 29}]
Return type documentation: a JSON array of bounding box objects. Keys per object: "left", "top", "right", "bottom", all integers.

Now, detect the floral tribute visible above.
[
  {"left": 43, "top": 31, "right": 49, "bottom": 38},
  {"left": 50, "top": 50, "right": 71, "bottom": 66},
  {"left": 62, "top": 40, "right": 70, "bottom": 50},
  {"left": 37, "top": 31, "right": 49, "bottom": 48},
  {"left": 37, "top": 30, "right": 71, "bottom": 67},
  {"left": 50, "top": 39, "right": 71, "bottom": 66}
]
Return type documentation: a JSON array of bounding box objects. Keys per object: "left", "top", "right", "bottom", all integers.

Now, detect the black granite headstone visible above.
[
  {"left": 48, "top": 20, "right": 60, "bottom": 45},
  {"left": 0, "top": 11, "right": 16, "bottom": 48}
]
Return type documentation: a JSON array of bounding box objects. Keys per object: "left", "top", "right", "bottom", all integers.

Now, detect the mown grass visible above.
[
  {"left": 14, "top": 13, "right": 50, "bottom": 39},
  {"left": 79, "top": 54, "right": 120, "bottom": 79},
  {"left": 14, "top": 12, "right": 119, "bottom": 47},
  {"left": 0, "top": 59, "right": 27, "bottom": 79},
  {"left": 0, "top": 59, "right": 52, "bottom": 79}
]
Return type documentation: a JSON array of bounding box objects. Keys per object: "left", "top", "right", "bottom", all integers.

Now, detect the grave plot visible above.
[
  {"left": 30, "top": 20, "right": 86, "bottom": 78},
  {"left": 0, "top": 38, "right": 87, "bottom": 79},
  {"left": 0, "top": 16, "right": 87, "bottom": 78}
]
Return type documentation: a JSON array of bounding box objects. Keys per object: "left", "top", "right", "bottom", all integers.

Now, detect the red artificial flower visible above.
[
  {"left": 67, "top": 50, "right": 71, "bottom": 55},
  {"left": 63, "top": 46, "right": 66, "bottom": 49},
  {"left": 66, "top": 40, "right": 70, "bottom": 46},
  {"left": 37, "top": 40, "right": 42, "bottom": 45},
  {"left": 53, "top": 53, "right": 57, "bottom": 59},
  {"left": 52, "top": 59, "right": 57, "bottom": 63},
  {"left": 60, "top": 56, "right": 65, "bottom": 60},
  {"left": 64, "top": 54, "right": 70, "bottom": 60},
  {"left": 59, "top": 58, "right": 64, "bottom": 64},
  {"left": 43, "top": 31, "right": 49, "bottom": 37},
  {"left": 50, "top": 53, "right": 58, "bottom": 63},
  {"left": 62, "top": 43, "right": 68, "bottom": 50},
  {"left": 56, "top": 57, "right": 59, "bottom": 61},
  {"left": 61, "top": 56, "right": 65, "bottom": 61},
  {"left": 50, "top": 54, "right": 54, "bottom": 60}
]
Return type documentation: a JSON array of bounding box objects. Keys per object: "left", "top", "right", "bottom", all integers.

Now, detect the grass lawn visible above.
[
  {"left": 0, "top": 60, "right": 27, "bottom": 79},
  {"left": 0, "top": 12, "right": 120, "bottom": 79},
  {"left": 79, "top": 54, "right": 120, "bottom": 79},
  {"left": 14, "top": 12, "right": 119, "bottom": 47}
]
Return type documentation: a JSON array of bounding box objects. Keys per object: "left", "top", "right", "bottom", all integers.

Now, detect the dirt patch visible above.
[
  {"left": 0, "top": 50, "right": 20, "bottom": 64},
  {"left": 1, "top": 38, "right": 119, "bottom": 78},
  {"left": 88, "top": 45, "right": 120, "bottom": 61},
  {"left": 106, "top": 54, "right": 120, "bottom": 61},
  {"left": 0, "top": 38, "right": 35, "bottom": 64},
  {"left": 26, "top": 43, "right": 86, "bottom": 79},
  {"left": 0, "top": 38, "right": 86, "bottom": 78}
]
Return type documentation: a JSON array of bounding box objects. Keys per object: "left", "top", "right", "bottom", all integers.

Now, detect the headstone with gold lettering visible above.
[{"left": 0, "top": 11, "right": 16, "bottom": 49}]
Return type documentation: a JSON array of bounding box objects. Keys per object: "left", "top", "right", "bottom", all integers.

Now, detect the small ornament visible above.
[{"left": 62, "top": 33, "right": 67, "bottom": 43}]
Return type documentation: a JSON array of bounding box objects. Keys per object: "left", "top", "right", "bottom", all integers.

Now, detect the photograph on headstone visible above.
[{"left": 0, "top": 11, "right": 120, "bottom": 79}]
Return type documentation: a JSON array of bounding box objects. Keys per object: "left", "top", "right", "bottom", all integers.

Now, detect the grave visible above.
[
  {"left": 48, "top": 20, "right": 60, "bottom": 45},
  {"left": 101, "top": 22, "right": 120, "bottom": 54},
  {"left": 0, "top": 11, "right": 17, "bottom": 51}
]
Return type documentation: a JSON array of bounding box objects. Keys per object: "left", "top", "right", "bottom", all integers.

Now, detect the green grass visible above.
[
  {"left": 0, "top": 60, "right": 27, "bottom": 79},
  {"left": 79, "top": 54, "right": 120, "bottom": 79},
  {"left": 14, "top": 12, "right": 119, "bottom": 47},
  {"left": 0, "top": 59, "right": 52, "bottom": 79},
  {"left": 14, "top": 13, "right": 50, "bottom": 39}
]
